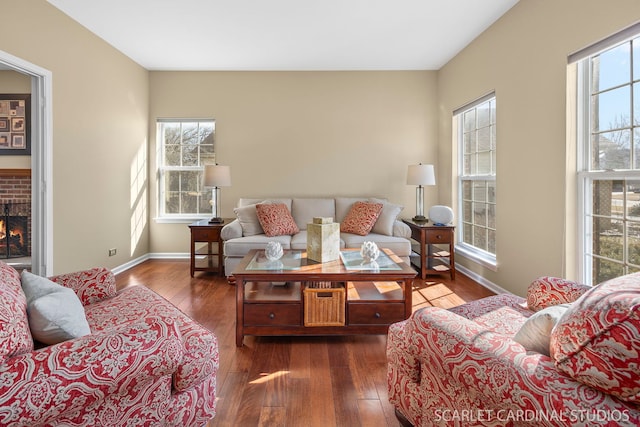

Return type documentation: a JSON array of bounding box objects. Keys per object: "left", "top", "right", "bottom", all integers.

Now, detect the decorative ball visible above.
[
  {"left": 360, "top": 241, "right": 380, "bottom": 263},
  {"left": 428, "top": 205, "right": 454, "bottom": 225},
  {"left": 265, "top": 241, "right": 283, "bottom": 261}
]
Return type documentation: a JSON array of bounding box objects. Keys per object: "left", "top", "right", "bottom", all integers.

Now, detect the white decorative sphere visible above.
[
  {"left": 428, "top": 205, "right": 454, "bottom": 225},
  {"left": 265, "top": 241, "right": 283, "bottom": 261},
  {"left": 360, "top": 241, "right": 380, "bottom": 263}
]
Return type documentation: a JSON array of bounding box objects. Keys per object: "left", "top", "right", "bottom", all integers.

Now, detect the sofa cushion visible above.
[
  {"left": 513, "top": 303, "right": 570, "bottom": 356},
  {"left": 291, "top": 198, "right": 336, "bottom": 231},
  {"left": 85, "top": 285, "right": 218, "bottom": 393},
  {"left": 224, "top": 234, "right": 292, "bottom": 257},
  {"left": 256, "top": 203, "right": 299, "bottom": 237},
  {"left": 290, "top": 231, "right": 309, "bottom": 250},
  {"left": 234, "top": 203, "right": 264, "bottom": 236},
  {"left": 550, "top": 272, "right": 640, "bottom": 403},
  {"left": 239, "top": 198, "right": 292, "bottom": 210},
  {"left": 0, "top": 262, "right": 33, "bottom": 360},
  {"left": 369, "top": 198, "right": 403, "bottom": 236},
  {"left": 341, "top": 233, "right": 411, "bottom": 258},
  {"left": 448, "top": 293, "right": 530, "bottom": 336},
  {"left": 340, "top": 201, "right": 383, "bottom": 236},
  {"left": 290, "top": 231, "right": 346, "bottom": 251},
  {"left": 21, "top": 270, "right": 91, "bottom": 345}
]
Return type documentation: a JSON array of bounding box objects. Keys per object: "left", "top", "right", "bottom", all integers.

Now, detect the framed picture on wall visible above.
[{"left": 0, "top": 94, "right": 30, "bottom": 155}]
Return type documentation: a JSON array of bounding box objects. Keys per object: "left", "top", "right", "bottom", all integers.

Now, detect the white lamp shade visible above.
[
  {"left": 203, "top": 164, "right": 231, "bottom": 187},
  {"left": 406, "top": 164, "right": 435, "bottom": 186}
]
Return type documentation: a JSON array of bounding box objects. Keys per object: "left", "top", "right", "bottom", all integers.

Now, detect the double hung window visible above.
[
  {"left": 456, "top": 94, "right": 497, "bottom": 268},
  {"left": 157, "top": 119, "right": 216, "bottom": 219},
  {"left": 575, "top": 28, "right": 640, "bottom": 284}
]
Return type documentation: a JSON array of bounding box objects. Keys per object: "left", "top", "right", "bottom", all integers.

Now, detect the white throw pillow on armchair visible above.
[
  {"left": 513, "top": 303, "right": 570, "bottom": 356},
  {"left": 21, "top": 270, "right": 91, "bottom": 345}
]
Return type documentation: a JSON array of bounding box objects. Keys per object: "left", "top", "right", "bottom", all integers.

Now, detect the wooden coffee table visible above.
[{"left": 232, "top": 248, "right": 416, "bottom": 346}]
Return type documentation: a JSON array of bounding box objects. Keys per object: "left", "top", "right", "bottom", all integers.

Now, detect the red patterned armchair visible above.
[
  {"left": 0, "top": 261, "right": 218, "bottom": 426},
  {"left": 387, "top": 274, "right": 640, "bottom": 427}
]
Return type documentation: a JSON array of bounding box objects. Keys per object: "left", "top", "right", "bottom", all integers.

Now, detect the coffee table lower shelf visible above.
[{"left": 236, "top": 279, "right": 412, "bottom": 346}]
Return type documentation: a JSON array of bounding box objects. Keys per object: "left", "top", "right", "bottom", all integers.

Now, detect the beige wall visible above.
[
  {"left": 0, "top": 0, "right": 149, "bottom": 273},
  {"left": 0, "top": 71, "right": 31, "bottom": 169},
  {"left": 437, "top": 0, "right": 640, "bottom": 295},
  {"left": 2, "top": 0, "right": 637, "bottom": 291},
  {"left": 149, "top": 71, "right": 437, "bottom": 253}
]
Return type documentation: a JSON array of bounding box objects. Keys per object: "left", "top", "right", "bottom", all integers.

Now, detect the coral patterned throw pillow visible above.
[
  {"left": 255, "top": 203, "right": 299, "bottom": 237},
  {"left": 550, "top": 272, "right": 640, "bottom": 403},
  {"left": 340, "top": 201, "right": 383, "bottom": 236}
]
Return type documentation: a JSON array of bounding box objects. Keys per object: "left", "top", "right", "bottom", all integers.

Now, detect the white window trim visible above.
[
  {"left": 455, "top": 93, "right": 498, "bottom": 270},
  {"left": 155, "top": 119, "right": 215, "bottom": 223},
  {"left": 456, "top": 242, "right": 498, "bottom": 271}
]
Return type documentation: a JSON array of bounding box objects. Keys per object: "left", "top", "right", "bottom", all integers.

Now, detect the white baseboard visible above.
[
  {"left": 454, "top": 262, "right": 511, "bottom": 295},
  {"left": 111, "top": 253, "right": 511, "bottom": 298},
  {"left": 111, "top": 252, "right": 189, "bottom": 275}
]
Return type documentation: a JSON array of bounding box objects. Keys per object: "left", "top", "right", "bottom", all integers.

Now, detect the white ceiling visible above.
[{"left": 47, "top": 0, "right": 519, "bottom": 71}]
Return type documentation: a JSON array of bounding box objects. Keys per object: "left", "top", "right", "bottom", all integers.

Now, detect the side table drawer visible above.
[
  {"left": 348, "top": 303, "right": 405, "bottom": 325},
  {"left": 425, "top": 230, "right": 451, "bottom": 244},
  {"left": 192, "top": 227, "right": 221, "bottom": 241},
  {"left": 244, "top": 303, "right": 301, "bottom": 326}
]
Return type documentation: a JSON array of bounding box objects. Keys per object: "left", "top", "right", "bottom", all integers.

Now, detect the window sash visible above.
[
  {"left": 456, "top": 94, "right": 497, "bottom": 267},
  {"left": 577, "top": 31, "right": 640, "bottom": 284},
  {"left": 157, "top": 120, "right": 215, "bottom": 219}
]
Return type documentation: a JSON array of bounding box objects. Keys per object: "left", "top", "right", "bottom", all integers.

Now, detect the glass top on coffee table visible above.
[
  {"left": 246, "top": 250, "right": 305, "bottom": 270},
  {"left": 242, "top": 248, "right": 404, "bottom": 272}
]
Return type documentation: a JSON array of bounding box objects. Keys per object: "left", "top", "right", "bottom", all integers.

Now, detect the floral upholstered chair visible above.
[
  {"left": 0, "top": 261, "right": 218, "bottom": 426},
  {"left": 387, "top": 274, "right": 640, "bottom": 427}
]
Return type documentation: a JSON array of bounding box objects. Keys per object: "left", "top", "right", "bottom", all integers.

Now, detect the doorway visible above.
[{"left": 0, "top": 49, "right": 52, "bottom": 276}]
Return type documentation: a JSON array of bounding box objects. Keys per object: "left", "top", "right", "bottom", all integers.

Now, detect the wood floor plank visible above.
[
  {"left": 115, "top": 259, "right": 494, "bottom": 427},
  {"left": 330, "top": 365, "right": 361, "bottom": 427},
  {"left": 257, "top": 406, "right": 286, "bottom": 426},
  {"left": 288, "top": 340, "right": 311, "bottom": 380},
  {"left": 283, "top": 377, "right": 311, "bottom": 426},
  {"left": 346, "top": 337, "right": 381, "bottom": 400},
  {"left": 262, "top": 338, "right": 292, "bottom": 407},
  {"left": 307, "top": 339, "right": 337, "bottom": 426},
  {"left": 357, "top": 399, "right": 389, "bottom": 427},
  {"left": 208, "top": 371, "right": 248, "bottom": 427}
]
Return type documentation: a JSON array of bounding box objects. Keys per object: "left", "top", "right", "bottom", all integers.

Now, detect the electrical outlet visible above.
[{"left": 108, "top": 248, "right": 117, "bottom": 256}]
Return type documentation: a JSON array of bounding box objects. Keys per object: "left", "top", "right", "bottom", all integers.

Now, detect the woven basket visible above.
[{"left": 303, "top": 283, "right": 345, "bottom": 326}]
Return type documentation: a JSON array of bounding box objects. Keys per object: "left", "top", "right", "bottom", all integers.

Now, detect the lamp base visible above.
[
  {"left": 412, "top": 215, "right": 429, "bottom": 223},
  {"left": 208, "top": 217, "right": 224, "bottom": 224}
]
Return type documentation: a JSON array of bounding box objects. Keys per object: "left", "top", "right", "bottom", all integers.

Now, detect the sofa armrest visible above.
[
  {"left": 49, "top": 267, "right": 116, "bottom": 306},
  {"left": 526, "top": 276, "right": 591, "bottom": 311},
  {"left": 392, "top": 307, "right": 638, "bottom": 425},
  {"left": 221, "top": 219, "right": 242, "bottom": 240},
  {"left": 0, "top": 316, "right": 183, "bottom": 426},
  {"left": 392, "top": 220, "right": 411, "bottom": 239}
]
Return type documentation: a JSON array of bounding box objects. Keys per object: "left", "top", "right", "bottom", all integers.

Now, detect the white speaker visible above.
[{"left": 428, "top": 205, "right": 454, "bottom": 225}]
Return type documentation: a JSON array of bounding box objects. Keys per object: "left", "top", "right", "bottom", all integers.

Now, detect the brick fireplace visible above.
[{"left": 0, "top": 169, "right": 31, "bottom": 259}]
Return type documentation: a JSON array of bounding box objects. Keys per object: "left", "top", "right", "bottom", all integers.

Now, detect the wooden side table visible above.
[
  {"left": 402, "top": 219, "right": 455, "bottom": 280},
  {"left": 189, "top": 219, "right": 231, "bottom": 277}
]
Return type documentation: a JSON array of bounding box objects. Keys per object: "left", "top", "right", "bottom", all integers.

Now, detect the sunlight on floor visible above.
[
  {"left": 250, "top": 370, "right": 290, "bottom": 385},
  {"left": 411, "top": 280, "right": 467, "bottom": 312}
]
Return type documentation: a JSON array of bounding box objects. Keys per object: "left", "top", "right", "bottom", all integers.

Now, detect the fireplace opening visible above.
[{"left": 0, "top": 202, "right": 30, "bottom": 258}]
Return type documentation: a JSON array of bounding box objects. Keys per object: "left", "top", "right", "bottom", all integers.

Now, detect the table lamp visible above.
[
  {"left": 406, "top": 163, "right": 435, "bottom": 223},
  {"left": 203, "top": 164, "right": 231, "bottom": 224}
]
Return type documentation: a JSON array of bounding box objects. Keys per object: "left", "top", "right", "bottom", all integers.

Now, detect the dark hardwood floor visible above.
[{"left": 114, "top": 260, "right": 495, "bottom": 427}]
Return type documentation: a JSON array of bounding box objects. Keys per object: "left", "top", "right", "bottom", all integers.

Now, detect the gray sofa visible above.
[{"left": 221, "top": 197, "right": 412, "bottom": 277}]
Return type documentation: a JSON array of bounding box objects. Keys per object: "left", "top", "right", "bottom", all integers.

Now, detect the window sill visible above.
[
  {"left": 455, "top": 244, "right": 498, "bottom": 272},
  {"left": 154, "top": 216, "right": 209, "bottom": 224}
]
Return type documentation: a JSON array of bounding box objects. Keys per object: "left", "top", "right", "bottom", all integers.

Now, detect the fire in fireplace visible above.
[{"left": 0, "top": 202, "right": 30, "bottom": 258}]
